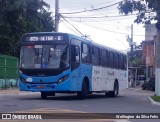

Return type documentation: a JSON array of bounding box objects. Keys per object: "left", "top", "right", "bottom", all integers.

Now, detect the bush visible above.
[{"left": 151, "top": 95, "right": 160, "bottom": 102}]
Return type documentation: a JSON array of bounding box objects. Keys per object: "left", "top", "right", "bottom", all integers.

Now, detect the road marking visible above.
[
  {"left": 0, "top": 119, "right": 131, "bottom": 122},
  {"left": 12, "top": 108, "right": 131, "bottom": 122},
  {"left": 14, "top": 107, "right": 84, "bottom": 113}
]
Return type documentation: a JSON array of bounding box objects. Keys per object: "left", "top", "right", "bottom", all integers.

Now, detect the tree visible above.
[
  {"left": 128, "top": 44, "right": 142, "bottom": 67},
  {"left": 118, "top": 0, "right": 160, "bottom": 95},
  {"left": 0, "top": 0, "right": 54, "bottom": 56}
]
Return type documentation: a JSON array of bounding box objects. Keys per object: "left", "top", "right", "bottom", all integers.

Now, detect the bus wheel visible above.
[
  {"left": 77, "top": 81, "right": 89, "bottom": 99},
  {"left": 111, "top": 81, "right": 119, "bottom": 97},
  {"left": 41, "top": 92, "right": 47, "bottom": 99},
  {"left": 47, "top": 92, "right": 55, "bottom": 96},
  {"left": 106, "top": 81, "right": 119, "bottom": 97}
]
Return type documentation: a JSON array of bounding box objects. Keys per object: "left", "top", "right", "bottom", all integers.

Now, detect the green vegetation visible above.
[
  {"left": 151, "top": 95, "right": 160, "bottom": 102},
  {"left": 118, "top": 0, "right": 160, "bottom": 96},
  {"left": 0, "top": 0, "right": 54, "bottom": 57},
  {"left": 128, "top": 45, "right": 142, "bottom": 67},
  {"left": 118, "top": 0, "right": 160, "bottom": 24}
]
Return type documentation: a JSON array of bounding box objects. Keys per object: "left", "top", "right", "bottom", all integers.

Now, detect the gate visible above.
[{"left": 0, "top": 54, "right": 18, "bottom": 89}]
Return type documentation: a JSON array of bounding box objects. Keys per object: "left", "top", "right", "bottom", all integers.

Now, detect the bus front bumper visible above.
[{"left": 19, "top": 80, "right": 71, "bottom": 92}]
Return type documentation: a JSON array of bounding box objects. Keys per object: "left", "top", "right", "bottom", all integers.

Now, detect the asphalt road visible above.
[{"left": 0, "top": 87, "right": 160, "bottom": 122}]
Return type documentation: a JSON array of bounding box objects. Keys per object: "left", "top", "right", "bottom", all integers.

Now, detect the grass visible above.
[{"left": 151, "top": 95, "right": 160, "bottom": 102}]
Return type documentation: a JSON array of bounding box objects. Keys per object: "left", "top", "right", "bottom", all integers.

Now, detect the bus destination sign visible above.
[{"left": 26, "top": 35, "right": 63, "bottom": 41}]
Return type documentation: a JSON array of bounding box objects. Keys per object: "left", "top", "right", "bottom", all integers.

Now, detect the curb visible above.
[
  {"left": 0, "top": 92, "right": 39, "bottom": 97},
  {"left": 148, "top": 97, "right": 160, "bottom": 105}
]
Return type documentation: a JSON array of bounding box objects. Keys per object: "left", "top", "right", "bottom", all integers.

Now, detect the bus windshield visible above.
[{"left": 20, "top": 44, "right": 69, "bottom": 69}]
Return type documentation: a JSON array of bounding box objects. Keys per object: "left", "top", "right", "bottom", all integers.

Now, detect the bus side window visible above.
[
  {"left": 82, "top": 43, "right": 91, "bottom": 64},
  {"left": 124, "top": 55, "right": 127, "bottom": 70},
  {"left": 71, "top": 45, "right": 80, "bottom": 71},
  {"left": 101, "top": 49, "right": 107, "bottom": 67},
  {"left": 120, "top": 54, "right": 123, "bottom": 69},
  {"left": 92, "top": 46, "right": 100, "bottom": 66},
  {"left": 109, "top": 51, "right": 114, "bottom": 68}
]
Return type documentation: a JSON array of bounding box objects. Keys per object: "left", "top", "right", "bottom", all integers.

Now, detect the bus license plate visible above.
[{"left": 36, "top": 85, "right": 45, "bottom": 89}]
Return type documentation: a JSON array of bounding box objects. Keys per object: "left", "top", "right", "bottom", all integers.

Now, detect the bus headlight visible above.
[
  {"left": 57, "top": 75, "right": 69, "bottom": 85},
  {"left": 26, "top": 78, "right": 33, "bottom": 82}
]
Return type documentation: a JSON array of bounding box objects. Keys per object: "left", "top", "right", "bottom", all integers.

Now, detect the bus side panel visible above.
[
  {"left": 70, "top": 66, "right": 82, "bottom": 91},
  {"left": 92, "top": 66, "right": 128, "bottom": 92},
  {"left": 92, "top": 66, "right": 102, "bottom": 91},
  {"left": 92, "top": 66, "right": 114, "bottom": 91},
  {"left": 76, "top": 64, "right": 92, "bottom": 91},
  {"left": 118, "top": 70, "right": 128, "bottom": 90},
  {"left": 101, "top": 67, "right": 114, "bottom": 91}
]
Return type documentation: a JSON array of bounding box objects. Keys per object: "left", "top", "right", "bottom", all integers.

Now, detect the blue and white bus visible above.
[{"left": 19, "top": 32, "right": 128, "bottom": 99}]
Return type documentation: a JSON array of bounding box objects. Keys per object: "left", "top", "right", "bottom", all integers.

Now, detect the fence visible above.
[{"left": 0, "top": 54, "right": 19, "bottom": 89}]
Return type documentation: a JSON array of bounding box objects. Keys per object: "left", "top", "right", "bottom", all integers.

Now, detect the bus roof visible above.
[
  {"left": 91, "top": 41, "right": 127, "bottom": 55},
  {"left": 23, "top": 32, "right": 127, "bottom": 55}
]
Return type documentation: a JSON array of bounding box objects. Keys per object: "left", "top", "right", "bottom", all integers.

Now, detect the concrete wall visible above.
[{"left": 145, "top": 24, "right": 157, "bottom": 40}]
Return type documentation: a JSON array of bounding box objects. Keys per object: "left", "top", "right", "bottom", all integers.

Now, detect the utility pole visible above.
[
  {"left": 55, "top": 0, "right": 59, "bottom": 32},
  {"left": 130, "top": 24, "right": 134, "bottom": 87},
  {"left": 131, "top": 24, "right": 138, "bottom": 87},
  {"left": 155, "top": 22, "right": 160, "bottom": 96},
  {"left": 128, "top": 24, "right": 137, "bottom": 87},
  {"left": 131, "top": 24, "right": 133, "bottom": 55}
]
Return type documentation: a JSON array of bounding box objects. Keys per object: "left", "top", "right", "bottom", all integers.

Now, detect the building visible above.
[{"left": 141, "top": 24, "right": 157, "bottom": 80}]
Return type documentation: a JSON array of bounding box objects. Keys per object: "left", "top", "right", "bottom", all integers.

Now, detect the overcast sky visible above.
[{"left": 44, "top": 0, "right": 145, "bottom": 52}]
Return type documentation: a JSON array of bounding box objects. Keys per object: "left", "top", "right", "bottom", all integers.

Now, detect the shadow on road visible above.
[{"left": 19, "top": 93, "right": 124, "bottom": 101}]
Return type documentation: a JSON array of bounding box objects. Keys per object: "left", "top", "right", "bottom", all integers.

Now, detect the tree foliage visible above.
[
  {"left": 0, "top": 0, "right": 54, "bottom": 56},
  {"left": 128, "top": 45, "right": 142, "bottom": 67},
  {"left": 118, "top": 0, "right": 160, "bottom": 24},
  {"left": 118, "top": 0, "right": 160, "bottom": 66}
]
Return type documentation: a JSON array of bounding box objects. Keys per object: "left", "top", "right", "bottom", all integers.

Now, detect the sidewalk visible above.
[
  {"left": 120, "top": 85, "right": 155, "bottom": 96},
  {"left": 0, "top": 88, "right": 38, "bottom": 96},
  {"left": 122, "top": 85, "right": 160, "bottom": 105}
]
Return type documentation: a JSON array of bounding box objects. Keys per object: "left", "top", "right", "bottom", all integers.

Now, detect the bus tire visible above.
[
  {"left": 41, "top": 92, "right": 47, "bottom": 99},
  {"left": 77, "top": 80, "right": 89, "bottom": 99},
  {"left": 106, "top": 81, "right": 119, "bottom": 97},
  {"left": 111, "top": 81, "right": 119, "bottom": 97},
  {"left": 47, "top": 92, "right": 55, "bottom": 96}
]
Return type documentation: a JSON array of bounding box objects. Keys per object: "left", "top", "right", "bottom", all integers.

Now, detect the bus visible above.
[{"left": 19, "top": 32, "right": 128, "bottom": 99}]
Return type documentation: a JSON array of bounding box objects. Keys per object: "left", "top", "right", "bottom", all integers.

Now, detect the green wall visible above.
[{"left": 0, "top": 54, "right": 19, "bottom": 88}]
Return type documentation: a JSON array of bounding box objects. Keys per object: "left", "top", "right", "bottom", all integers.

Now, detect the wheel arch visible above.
[
  {"left": 115, "top": 78, "right": 119, "bottom": 84},
  {"left": 83, "top": 76, "right": 90, "bottom": 91}
]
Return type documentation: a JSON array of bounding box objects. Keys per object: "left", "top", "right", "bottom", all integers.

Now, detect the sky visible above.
[{"left": 44, "top": 0, "right": 145, "bottom": 52}]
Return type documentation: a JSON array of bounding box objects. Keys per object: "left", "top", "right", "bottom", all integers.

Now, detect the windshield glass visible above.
[{"left": 20, "top": 44, "right": 69, "bottom": 69}]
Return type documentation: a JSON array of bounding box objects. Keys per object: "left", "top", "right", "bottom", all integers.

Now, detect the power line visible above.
[
  {"left": 87, "top": 21, "right": 144, "bottom": 31},
  {"left": 60, "top": 1, "right": 123, "bottom": 15},
  {"left": 64, "top": 17, "right": 145, "bottom": 37},
  {"left": 63, "top": 14, "right": 138, "bottom": 19},
  {"left": 60, "top": 15, "right": 85, "bottom": 37},
  {"left": 62, "top": 15, "right": 137, "bottom": 22},
  {"left": 60, "top": 0, "right": 120, "bottom": 10},
  {"left": 60, "top": 1, "right": 122, "bottom": 15},
  {"left": 65, "top": 17, "right": 130, "bottom": 35},
  {"left": 61, "top": 21, "right": 82, "bottom": 36}
]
